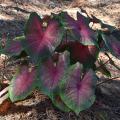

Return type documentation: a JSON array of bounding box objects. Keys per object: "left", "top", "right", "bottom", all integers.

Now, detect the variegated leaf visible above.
[
  {"left": 60, "top": 63, "right": 97, "bottom": 115},
  {"left": 9, "top": 66, "right": 36, "bottom": 102},
  {"left": 38, "top": 51, "right": 69, "bottom": 98}
]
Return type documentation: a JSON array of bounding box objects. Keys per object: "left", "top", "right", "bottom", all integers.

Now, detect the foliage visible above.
[{"left": 0, "top": 10, "right": 120, "bottom": 115}]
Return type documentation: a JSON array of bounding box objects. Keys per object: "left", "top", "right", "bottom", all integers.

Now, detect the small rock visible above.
[
  {"left": 27, "top": 111, "right": 33, "bottom": 117},
  {"left": 0, "top": 54, "right": 7, "bottom": 60}
]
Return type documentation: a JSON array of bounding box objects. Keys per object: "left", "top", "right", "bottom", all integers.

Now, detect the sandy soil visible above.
[{"left": 0, "top": 0, "right": 120, "bottom": 120}]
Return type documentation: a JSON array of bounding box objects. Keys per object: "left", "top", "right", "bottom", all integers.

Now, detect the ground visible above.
[{"left": 0, "top": 0, "right": 120, "bottom": 120}]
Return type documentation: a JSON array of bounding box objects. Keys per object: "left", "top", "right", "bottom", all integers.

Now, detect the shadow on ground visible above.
[
  {"left": 0, "top": 79, "right": 120, "bottom": 119},
  {"left": 0, "top": 19, "right": 25, "bottom": 37}
]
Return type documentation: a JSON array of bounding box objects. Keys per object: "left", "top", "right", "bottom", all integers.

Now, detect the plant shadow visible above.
[
  {"left": 0, "top": 79, "right": 120, "bottom": 120},
  {"left": 0, "top": 19, "right": 26, "bottom": 37}
]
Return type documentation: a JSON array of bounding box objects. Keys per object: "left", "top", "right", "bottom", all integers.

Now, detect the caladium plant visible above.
[{"left": 0, "top": 10, "right": 120, "bottom": 115}]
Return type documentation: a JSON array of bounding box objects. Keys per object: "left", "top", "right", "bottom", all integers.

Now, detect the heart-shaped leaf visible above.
[
  {"left": 77, "top": 12, "right": 97, "bottom": 45},
  {"left": 60, "top": 63, "right": 97, "bottom": 115},
  {"left": 38, "top": 51, "right": 69, "bottom": 98},
  {"left": 9, "top": 66, "right": 36, "bottom": 102},
  {"left": 102, "top": 34, "right": 120, "bottom": 59},
  {"left": 23, "top": 12, "right": 62, "bottom": 64}
]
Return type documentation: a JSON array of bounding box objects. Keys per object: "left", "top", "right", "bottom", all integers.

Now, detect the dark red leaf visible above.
[{"left": 56, "top": 41, "right": 98, "bottom": 67}]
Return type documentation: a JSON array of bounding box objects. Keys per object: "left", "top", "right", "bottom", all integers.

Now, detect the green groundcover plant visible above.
[{"left": 0, "top": 10, "right": 120, "bottom": 115}]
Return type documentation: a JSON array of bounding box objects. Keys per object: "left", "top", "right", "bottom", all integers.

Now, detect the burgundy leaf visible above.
[
  {"left": 69, "top": 42, "right": 98, "bottom": 65},
  {"left": 9, "top": 66, "right": 36, "bottom": 102},
  {"left": 56, "top": 41, "right": 98, "bottom": 67}
]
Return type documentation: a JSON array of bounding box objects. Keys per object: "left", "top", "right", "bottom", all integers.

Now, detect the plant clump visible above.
[{"left": 0, "top": 10, "right": 120, "bottom": 115}]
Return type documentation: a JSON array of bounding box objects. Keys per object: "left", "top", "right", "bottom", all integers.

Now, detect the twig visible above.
[
  {"left": 96, "top": 59, "right": 110, "bottom": 70},
  {"left": 97, "top": 76, "right": 120, "bottom": 86},
  {"left": 105, "top": 52, "right": 120, "bottom": 70}
]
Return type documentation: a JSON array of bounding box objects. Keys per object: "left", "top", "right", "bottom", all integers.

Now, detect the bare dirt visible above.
[{"left": 0, "top": 0, "right": 120, "bottom": 120}]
